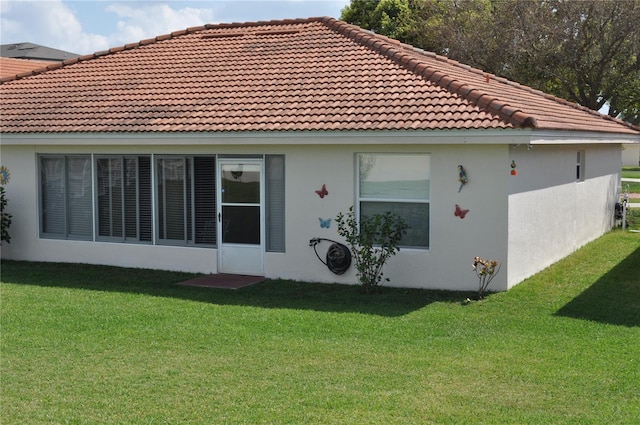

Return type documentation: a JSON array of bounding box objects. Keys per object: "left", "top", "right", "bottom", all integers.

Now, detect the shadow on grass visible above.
[
  {"left": 0, "top": 260, "right": 472, "bottom": 317},
  {"left": 556, "top": 245, "right": 640, "bottom": 327}
]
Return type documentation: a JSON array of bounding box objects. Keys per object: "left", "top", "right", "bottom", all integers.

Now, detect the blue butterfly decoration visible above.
[{"left": 319, "top": 218, "right": 331, "bottom": 228}]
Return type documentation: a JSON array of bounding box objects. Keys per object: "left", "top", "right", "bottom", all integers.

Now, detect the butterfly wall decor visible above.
[
  {"left": 315, "top": 184, "right": 328, "bottom": 198},
  {"left": 454, "top": 204, "right": 469, "bottom": 219},
  {"left": 319, "top": 218, "right": 331, "bottom": 228}
]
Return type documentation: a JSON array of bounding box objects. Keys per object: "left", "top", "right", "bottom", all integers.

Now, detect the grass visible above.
[
  {"left": 624, "top": 207, "right": 640, "bottom": 231},
  {"left": 2, "top": 231, "right": 640, "bottom": 424},
  {"left": 621, "top": 166, "right": 640, "bottom": 180},
  {"left": 622, "top": 167, "right": 640, "bottom": 205}
]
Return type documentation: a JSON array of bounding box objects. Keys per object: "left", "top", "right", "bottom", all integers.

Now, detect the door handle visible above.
[{"left": 218, "top": 212, "right": 221, "bottom": 222}]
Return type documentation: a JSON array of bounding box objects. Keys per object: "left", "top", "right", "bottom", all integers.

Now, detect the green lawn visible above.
[
  {"left": 2, "top": 231, "right": 640, "bottom": 424},
  {"left": 621, "top": 166, "right": 640, "bottom": 180},
  {"left": 622, "top": 182, "right": 640, "bottom": 198},
  {"left": 621, "top": 167, "right": 640, "bottom": 204}
]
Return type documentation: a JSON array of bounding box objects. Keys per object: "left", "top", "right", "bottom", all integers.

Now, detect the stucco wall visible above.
[
  {"left": 269, "top": 143, "right": 508, "bottom": 291},
  {"left": 0, "top": 145, "right": 37, "bottom": 261},
  {"left": 1, "top": 137, "right": 510, "bottom": 291},
  {"left": 507, "top": 143, "right": 620, "bottom": 287},
  {"left": 622, "top": 144, "right": 640, "bottom": 167}
]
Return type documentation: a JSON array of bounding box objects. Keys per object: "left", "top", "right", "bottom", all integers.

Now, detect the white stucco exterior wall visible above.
[
  {"left": 507, "top": 143, "right": 621, "bottom": 287},
  {"left": 0, "top": 145, "right": 37, "bottom": 262},
  {"left": 3, "top": 132, "right": 626, "bottom": 291},
  {"left": 622, "top": 144, "right": 639, "bottom": 167},
  {"left": 1, "top": 133, "right": 514, "bottom": 291},
  {"left": 268, "top": 142, "right": 509, "bottom": 291}
]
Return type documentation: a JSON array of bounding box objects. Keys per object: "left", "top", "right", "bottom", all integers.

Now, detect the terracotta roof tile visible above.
[
  {"left": 1, "top": 17, "right": 638, "bottom": 135},
  {"left": 0, "top": 57, "right": 53, "bottom": 79}
]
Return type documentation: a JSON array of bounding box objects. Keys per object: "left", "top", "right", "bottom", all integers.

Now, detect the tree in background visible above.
[{"left": 341, "top": 0, "right": 640, "bottom": 125}]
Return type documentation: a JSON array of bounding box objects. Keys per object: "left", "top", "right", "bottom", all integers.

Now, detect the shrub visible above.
[
  {"left": 1, "top": 186, "right": 12, "bottom": 244},
  {"left": 336, "top": 206, "right": 408, "bottom": 293}
]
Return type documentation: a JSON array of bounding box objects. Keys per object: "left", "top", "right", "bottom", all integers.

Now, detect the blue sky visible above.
[{"left": 1, "top": 0, "right": 350, "bottom": 55}]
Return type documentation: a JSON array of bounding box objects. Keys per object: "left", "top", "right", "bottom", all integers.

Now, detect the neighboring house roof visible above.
[
  {"left": 1, "top": 42, "right": 79, "bottom": 62},
  {"left": 1, "top": 17, "right": 638, "bottom": 135},
  {"left": 0, "top": 57, "right": 52, "bottom": 79}
]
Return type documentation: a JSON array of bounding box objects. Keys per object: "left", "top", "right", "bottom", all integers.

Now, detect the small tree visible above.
[
  {"left": 0, "top": 186, "right": 12, "bottom": 244},
  {"left": 336, "top": 206, "right": 408, "bottom": 293},
  {"left": 472, "top": 256, "right": 501, "bottom": 300}
]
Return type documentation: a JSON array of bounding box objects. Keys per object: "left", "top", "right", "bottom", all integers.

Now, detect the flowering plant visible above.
[{"left": 472, "top": 256, "right": 501, "bottom": 299}]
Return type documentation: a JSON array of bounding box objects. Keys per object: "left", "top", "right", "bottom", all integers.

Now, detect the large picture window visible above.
[
  {"left": 357, "top": 153, "right": 430, "bottom": 248},
  {"left": 39, "top": 155, "right": 93, "bottom": 240}
]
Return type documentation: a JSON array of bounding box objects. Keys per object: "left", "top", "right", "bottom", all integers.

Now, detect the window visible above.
[
  {"left": 576, "top": 151, "right": 585, "bottom": 181},
  {"left": 265, "top": 155, "right": 285, "bottom": 252},
  {"left": 39, "top": 153, "right": 285, "bottom": 251},
  {"left": 156, "top": 156, "right": 217, "bottom": 246},
  {"left": 357, "top": 153, "right": 430, "bottom": 248},
  {"left": 96, "top": 156, "right": 152, "bottom": 243},
  {"left": 39, "top": 155, "right": 93, "bottom": 240}
]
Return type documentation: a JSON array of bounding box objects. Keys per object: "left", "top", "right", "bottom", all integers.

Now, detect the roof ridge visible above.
[
  {"left": 320, "top": 16, "right": 537, "bottom": 129},
  {"left": 0, "top": 17, "right": 322, "bottom": 85}
]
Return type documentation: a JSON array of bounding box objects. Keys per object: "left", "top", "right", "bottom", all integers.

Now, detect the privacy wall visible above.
[{"left": 507, "top": 143, "right": 620, "bottom": 287}]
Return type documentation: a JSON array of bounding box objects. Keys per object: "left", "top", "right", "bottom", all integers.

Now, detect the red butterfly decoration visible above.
[
  {"left": 315, "top": 184, "right": 328, "bottom": 199},
  {"left": 454, "top": 204, "right": 469, "bottom": 219}
]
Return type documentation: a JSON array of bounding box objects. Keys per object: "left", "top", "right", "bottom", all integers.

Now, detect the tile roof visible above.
[
  {"left": 1, "top": 17, "right": 638, "bottom": 135},
  {"left": 1, "top": 42, "right": 79, "bottom": 61},
  {"left": 0, "top": 57, "right": 52, "bottom": 79}
]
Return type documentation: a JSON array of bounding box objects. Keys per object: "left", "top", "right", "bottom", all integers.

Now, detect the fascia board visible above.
[
  {"left": 530, "top": 130, "right": 640, "bottom": 145},
  {"left": 0, "top": 129, "right": 533, "bottom": 146}
]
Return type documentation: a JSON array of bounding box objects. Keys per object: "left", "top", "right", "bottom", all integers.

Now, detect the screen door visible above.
[{"left": 217, "top": 159, "right": 264, "bottom": 275}]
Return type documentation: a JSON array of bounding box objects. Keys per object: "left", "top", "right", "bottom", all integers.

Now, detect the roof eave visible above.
[{"left": 530, "top": 129, "right": 640, "bottom": 144}]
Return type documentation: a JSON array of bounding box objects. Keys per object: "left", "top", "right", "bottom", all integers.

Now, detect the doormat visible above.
[{"left": 177, "top": 274, "right": 265, "bottom": 290}]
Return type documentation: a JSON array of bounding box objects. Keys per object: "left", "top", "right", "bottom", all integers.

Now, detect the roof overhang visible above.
[
  {"left": 530, "top": 130, "right": 640, "bottom": 145},
  {"left": 1, "top": 129, "right": 637, "bottom": 147},
  {"left": 0, "top": 129, "right": 537, "bottom": 146}
]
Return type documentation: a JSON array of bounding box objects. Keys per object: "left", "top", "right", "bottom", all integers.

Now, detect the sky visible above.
[{"left": 0, "top": 0, "right": 350, "bottom": 55}]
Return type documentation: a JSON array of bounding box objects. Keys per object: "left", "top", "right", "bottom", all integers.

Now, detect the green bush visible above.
[
  {"left": 336, "top": 206, "right": 408, "bottom": 293},
  {"left": 1, "top": 186, "right": 12, "bottom": 244}
]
